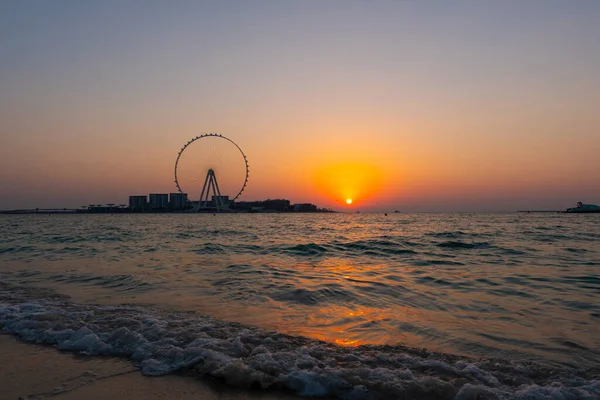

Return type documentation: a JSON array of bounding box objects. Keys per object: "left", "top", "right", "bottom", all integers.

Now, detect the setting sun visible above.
[{"left": 313, "top": 162, "right": 383, "bottom": 208}]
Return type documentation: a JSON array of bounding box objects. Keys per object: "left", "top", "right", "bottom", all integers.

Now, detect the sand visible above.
[{"left": 0, "top": 335, "right": 300, "bottom": 400}]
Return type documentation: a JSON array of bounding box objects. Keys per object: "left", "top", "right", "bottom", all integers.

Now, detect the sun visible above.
[{"left": 313, "top": 162, "right": 383, "bottom": 208}]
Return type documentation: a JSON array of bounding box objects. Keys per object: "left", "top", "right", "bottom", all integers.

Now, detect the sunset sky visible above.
[{"left": 1, "top": 1, "right": 599, "bottom": 211}]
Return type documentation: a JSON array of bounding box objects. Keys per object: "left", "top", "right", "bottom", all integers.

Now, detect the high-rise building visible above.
[
  {"left": 169, "top": 193, "right": 188, "bottom": 210},
  {"left": 129, "top": 195, "right": 147, "bottom": 211},
  {"left": 149, "top": 193, "right": 169, "bottom": 210}
]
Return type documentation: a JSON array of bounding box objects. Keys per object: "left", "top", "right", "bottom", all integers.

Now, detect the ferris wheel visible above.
[{"left": 174, "top": 134, "right": 249, "bottom": 211}]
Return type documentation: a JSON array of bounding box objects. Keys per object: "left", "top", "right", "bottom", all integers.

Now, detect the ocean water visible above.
[{"left": 1, "top": 213, "right": 599, "bottom": 399}]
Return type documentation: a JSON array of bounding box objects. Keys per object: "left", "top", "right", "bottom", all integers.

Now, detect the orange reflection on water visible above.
[
  {"left": 333, "top": 338, "right": 362, "bottom": 346},
  {"left": 290, "top": 302, "right": 427, "bottom": 348}
]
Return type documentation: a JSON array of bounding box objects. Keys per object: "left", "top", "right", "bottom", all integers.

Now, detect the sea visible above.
[{"left": 1, "top": 213, "right": 599, "bottom": 399}]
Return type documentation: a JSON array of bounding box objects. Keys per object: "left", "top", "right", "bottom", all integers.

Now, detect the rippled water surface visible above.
[{"left": 1, "top": 213, "right": 599, "bottom": 371}]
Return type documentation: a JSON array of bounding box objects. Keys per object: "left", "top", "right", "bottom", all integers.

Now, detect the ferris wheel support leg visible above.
[
  {"left": 198, "top": 172, "right": 211, "bottom": 210},
  {"left": 212, "top": 171, "right": 224, "bottom": 210},
  {"left": 210, "top": 177, "right": 220, "bottom": 212}
]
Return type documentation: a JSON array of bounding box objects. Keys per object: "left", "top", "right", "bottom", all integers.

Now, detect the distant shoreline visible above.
[
  {"left": 0, "top": 209, "right": 339, "bottom": 215},
  {"left": 516, "top": 210, "right": 562, "bottom": 213},
  {"left": 5, "top": 208, "right": 600, "bottom": 215}
]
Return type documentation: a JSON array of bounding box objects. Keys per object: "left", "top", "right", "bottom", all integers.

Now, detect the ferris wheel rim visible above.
[{"left": 173, "top": 133, "right": 249, "bottom": 201}]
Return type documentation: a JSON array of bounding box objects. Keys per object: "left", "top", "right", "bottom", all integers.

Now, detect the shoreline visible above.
[{"left": 0, "top": 334, "right": 300, "bottom": 400}]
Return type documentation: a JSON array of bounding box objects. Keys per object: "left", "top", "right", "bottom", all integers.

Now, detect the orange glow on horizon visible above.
[{"left": 313, "top": 162, "right": 384, "bottom": 206}]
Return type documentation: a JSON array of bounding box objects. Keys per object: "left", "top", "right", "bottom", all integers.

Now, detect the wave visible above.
[
  {"left": 282, "top": 243, "right": 329, "bottom": 256},
  {"left": 269, "top": 284, "right": 359, "bottom": 306},
  {"left": 46, "top": 273, "right": 155, "bottom": 292},
  {"left": 192, "top": 239, "right": 419, "bottom": 259},
  {"left": 176, "top": 229, "right": 260, "bottom": 240},
  {"left": 1, "top": 284, "right": 598, "bottom": 400},
  {"left": 436, "top": 241, "right": 492, "bottom": 249},
  {"left": 0, "top": 245, "right": 37, "bottom": 254}
]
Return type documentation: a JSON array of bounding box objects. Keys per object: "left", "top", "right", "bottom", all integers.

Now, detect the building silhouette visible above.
[
  {"left": 169, "top": 193, "right": 188, "bottom": 210},
  {"left": 293, "top": 203, "right": 317, "bottom": 212},
  {"left": 234, "top": 199, "right": 291, "bottom": 212},
  {"left": 149, "top": 193, "right": 168, "bottom": 210},
  {"left": 122, "top": 194, "right": 324, "bottom": 213},
  {"left": 129, "top": 195, "right": 147, "bottom": 211},
  {"left": 211, "top": 195, "right": 230, "bottom": 208}
]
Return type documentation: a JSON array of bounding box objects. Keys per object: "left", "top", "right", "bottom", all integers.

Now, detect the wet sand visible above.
[{"left": 0, "top": 335, "right": 299, "bottom": 400}]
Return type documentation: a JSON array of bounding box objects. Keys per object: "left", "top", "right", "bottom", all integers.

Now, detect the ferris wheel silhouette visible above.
[{"left": 174, "top": 134, "right": 249, "bottom": 211}]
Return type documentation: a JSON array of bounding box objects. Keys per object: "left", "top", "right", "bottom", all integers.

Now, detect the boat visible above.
[{"left": 565, "top": 202, "right": 600, "bottom": 213}]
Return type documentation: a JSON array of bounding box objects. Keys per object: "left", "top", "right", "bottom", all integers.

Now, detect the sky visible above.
[{"left": 1, "top": 0, "right": 599, "bottom": 212}]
